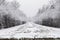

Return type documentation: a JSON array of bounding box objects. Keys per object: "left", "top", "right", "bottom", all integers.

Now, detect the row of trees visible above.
[
  {"left": 0, "top": 0, "right": 26, "bottom": 29},
  {"left": 42, "top": 18, "right": 60, "bottom": 28},
  {"left": 34, "top": 0, "right": 60, "bottom": 28}
]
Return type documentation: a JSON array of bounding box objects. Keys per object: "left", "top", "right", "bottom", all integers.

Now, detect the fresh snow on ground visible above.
[{"left": 0, "top": 22, "right": 60, "bottom": 38}]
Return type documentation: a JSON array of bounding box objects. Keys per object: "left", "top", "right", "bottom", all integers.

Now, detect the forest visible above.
[
  {"left": 0, "top": 0, "right": 26, "bottom": 29},
  {"left": 34, "top": 0, "right": 60, "bottom": 28}
]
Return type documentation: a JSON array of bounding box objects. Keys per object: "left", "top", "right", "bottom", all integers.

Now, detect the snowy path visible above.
[{"left": 0, "top": 22, "right": 60, "bottom": 38}]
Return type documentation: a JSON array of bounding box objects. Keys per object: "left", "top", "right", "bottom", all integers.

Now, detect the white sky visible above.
[{"left": 6, "top": 0, "right": 50, "bottom": 17}]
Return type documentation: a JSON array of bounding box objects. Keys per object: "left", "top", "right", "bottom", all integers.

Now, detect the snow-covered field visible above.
[{"left": 0, "top": 22, "right": 60, "bottom": 38}]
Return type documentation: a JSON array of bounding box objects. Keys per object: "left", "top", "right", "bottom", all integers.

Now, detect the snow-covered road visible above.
[{"left": 0, "top": 22, "right": 60, "bottom": 38}]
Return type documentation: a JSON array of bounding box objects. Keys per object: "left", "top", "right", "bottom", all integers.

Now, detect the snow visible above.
[{"left": 0, "top": 22, "right": 60, "bottom": 38}]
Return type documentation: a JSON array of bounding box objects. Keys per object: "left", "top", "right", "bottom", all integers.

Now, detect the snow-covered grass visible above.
[{"left": 0, "top": 22, "right": 60, "bottom": 38}]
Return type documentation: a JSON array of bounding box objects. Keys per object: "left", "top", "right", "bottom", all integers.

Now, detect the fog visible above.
[{"left": 6, "top": 0, "right": 50, "bottom": 17}]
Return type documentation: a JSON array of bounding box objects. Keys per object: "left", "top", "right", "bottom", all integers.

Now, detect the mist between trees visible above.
[
  {"left": 0, "top": 0, "right": 60, "bottom": 29},
  {"left": 0, "top": 0, "right": 27, "bottom": 29},
  {"left": 34, "top": 0, "right": 60, "bottom": 28}
]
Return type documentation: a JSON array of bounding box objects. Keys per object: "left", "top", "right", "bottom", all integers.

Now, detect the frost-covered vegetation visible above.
[
  {"left": 34, "top": 0, "right": 60, "bottom": 28},
  {"left": 0, "top": 0, "right": 26, "bottom": 29}
]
